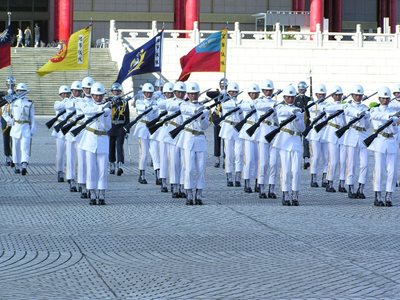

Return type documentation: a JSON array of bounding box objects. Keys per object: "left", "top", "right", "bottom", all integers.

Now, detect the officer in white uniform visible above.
[
  {"left": 164, "top": 82, "right": 186, "bottom": 198},
  {"left": 272, "top": 85, "right": 305, "bottom": 206},
  {"left": 306, "top": 84, "right": 329, "bottom": 188},
  {"left": 133, "top": 83, "right": 160, "bottom": 184},
  {"left": 176, "top": 82, "right": 210, "bottom": 205},
  {"left": 52, "top": 85, "right": 71, "bottom": 182},
  {"left": 321, "top": 85, "right": 347, "bottom": 193},
  {"left": 64, "top": 80, "right": 82, "bottom": 192},
  {"left": 219, "top": 82, "right": 244, "bottom": 187},
  {"left": 79, "top": 82, "right": 111, "bottom": 205},
  {"left": 254, "top": 79, "right": 279, "bottom": 198},
  {"left": 343, "top": 84, "right": 370, "bottom": 199},
  {"left": 1, "top": 76, "right": 16, "bottom": 167},
  {"left": 368, "top": 86, "right": 398, "bottom": 207},
  {"left": 7, "top": 83, "right": 36, "bottom": 175},
  {"left": 239, "top": 83, "right": 260, "bottom": 193}
]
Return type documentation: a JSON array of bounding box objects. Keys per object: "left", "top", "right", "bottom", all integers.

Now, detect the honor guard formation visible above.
[{"left": 2, "top": 75, "right": 400, "bottom": 207}]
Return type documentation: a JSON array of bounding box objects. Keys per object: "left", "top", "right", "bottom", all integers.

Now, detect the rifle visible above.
[
  {"left": 105, "top": 90, "right": 134, "bottom": 103},
  {"left": 234, "top": 89, "right": 283, "bottom": 132},
  {"left": 302, "top": 111, "right": 326, "bottom": 137},
  {"left": 314, "top": 109, "right": 344, "bottom": 133},
  {"left": 265, "top": 113, "right": 299, "bottom": 143},
  {"left": 45, "top": 109, "right": 66, "bottom": 129},
  {"left": 146, "top": 110, "right": 168, "bottom": 129},
  {"left": 169, "top": 100, "right": 221, "bottom": 139},
  {"left": 123, "top": 107, "right": 153, "bottom": 133},
  {"left": 305, "top": 91, "right": 336, "bottom": 111},
  {"left": 61, "top": 114, "right": 85, "bottom": 135},
  {"left": 0, "top": 91, "right": 29, "bottom": 108},
  {"left": 245, "top": 108, "right": 274, "bottom": 137},
  {"left": 53, "top": 111, "right": 76, "bottom": 132},
  {"left": 148, "top": 111, "right": 181, "bottom": 135},
  {"left": 212, "top": 91, "right": 244, "bottom": 125},
  {"left": 363, "top": 118, "right": 396, "bottom": 147},
  {"left": 70, "top": 111, "right": 105, "bottom": 137}
]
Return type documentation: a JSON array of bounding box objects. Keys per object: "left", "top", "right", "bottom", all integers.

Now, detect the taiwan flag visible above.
[
  {"left": 0, "top": 26, "right": 12, "bottom": 70},
  {"left": 178, "top": 29, "right": 227, "bottom": 82}
]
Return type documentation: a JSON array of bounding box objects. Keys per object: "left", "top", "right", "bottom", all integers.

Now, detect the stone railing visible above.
[{"left": 110, "top": 20, "right": 400, "bottom": 49}]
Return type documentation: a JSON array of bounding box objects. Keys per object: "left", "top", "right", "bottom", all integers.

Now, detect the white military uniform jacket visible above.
[
  {"left": 368, "top": 105, "right": 398, "bottom": 154},
  {"left": 163, "top": 97, "right": 184, "bottom": 145},
  {"left": 66, "top": 96, "right": 89, "bottom": 143},
  {"left": 219, "top": 97, "right": 243, "bottom": 140},
  {"left": 254, "top": 96, "right": 279, "bottom": 144},
  {"left": 133, "top": 97, "right": 159, "bottom": 139},
  {"left": 176, "top": 101, "right": 210, "bottom": 151},
  {"left": 321, "top": 101, "right": 347, "bottom": 145},
  {"left": 272, "top": 104, "right": 305, "bottom": 152},
  {"left": 343, "top": 101, "right": 370, "bottom": 148},
  {"left": 150, "top": 95, "right": 167, "bottom": 142},
  {"left": 9, "top": 96, "right": 36, "bottom": 139},
  {"left": 79, "top": 100, "right": 111, "bottom": 154},
  {"left": 52, "top": 97, "right": 68, "bottom": 139},
  {"left": 238, "top": 98, "right": 258, "bottom": 141},
  {"left": 306, "top": 99, "right": 328, "bottom": 142}
]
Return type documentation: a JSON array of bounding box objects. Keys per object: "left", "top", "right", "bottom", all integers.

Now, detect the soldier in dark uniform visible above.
[
  {"left": 294, "top": 81, "right": 311, "bottom": 169},
  {"left": 108, "top": 82, "right": 130, "bottom": 176},
  {"left": 1, "top": 76, "right": 16, "bottom": 167},
  {"left": 206, "top": 78, "right": 227, "bottom": 168}
]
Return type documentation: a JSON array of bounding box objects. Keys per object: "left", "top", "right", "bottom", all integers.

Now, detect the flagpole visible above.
[
  {"left": 223, "top": 23, "right": 228, "bottom": 86},
  {"left": 87, "top": 17, "right": 93, "bottom": 76},
  {"left": 159, "top": 26, "right": 164, "bottom": 87},
  {"left": 7, "top": 12, "right": 13, "bottom": 77}
]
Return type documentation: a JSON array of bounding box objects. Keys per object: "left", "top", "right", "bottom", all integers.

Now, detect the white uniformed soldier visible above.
[
  {"left": 164, "top": 82, "right": 186, "bottom": 198},
  {"left": 133, "top": 83, "right": 160, "bottom": 184},
  {"left": 1, "top": 76, "right": 16, "bottom": 167},
  {"left": 306, "top": 84, "right": 329, "bottom": 188},
  {"left": 176, "top": 82, "right": 210, "bottom": 205},
  {"left": 238, "top": 83, "right": 260, "bottom": 193},
  {"left": 64, "top": 80, "right": 82, "bottom": 192},
  {"left": 254, "top": 79, "right": 279, "bottom": 198},
  {"left": 272, "top": 85, "right": 305, "bottom": 206},
  {"left": 343, "top": 84, "right": 370, "bottom": 199},
  {"left": 321, "top": 85, "right": 347, "bottom": 193},
  {"left": 368, "top": 86, "right": 398, "bottom": 207},
  {"left": 79, "top": 82, "right": 112, "bottom": 205},
  {"left": 7, "top": 83, "right": 36, "bottom": 175},
  {"left": 52, "top": 85, "right": 71, "bottom": 182},
  {"left": 219, "top": 82, "right": 244, "bottom": 187}
]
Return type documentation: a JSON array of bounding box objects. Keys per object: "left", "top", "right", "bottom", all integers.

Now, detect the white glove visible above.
[
  {"left": 102, "top": 102, "right": 112, "bottom": 110},
  {"left": 7, "top": 119, "right": 14, "bottom": 127}
]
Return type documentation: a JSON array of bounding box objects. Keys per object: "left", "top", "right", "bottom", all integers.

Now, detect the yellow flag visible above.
[{"left": 36, "top": 27, "right": 91, "bottom": 76}]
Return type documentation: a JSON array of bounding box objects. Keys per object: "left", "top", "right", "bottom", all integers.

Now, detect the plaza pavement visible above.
[{"left": 0, "top": 116, "right": 400, "bottom": 299}]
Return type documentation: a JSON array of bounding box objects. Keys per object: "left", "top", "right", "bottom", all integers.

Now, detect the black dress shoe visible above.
[
  {"left": 57, "top": 176, "right": 64, "bottom": 182},
  {"left": 161, "top": 186, "right": 168, "bottom": 193},
  {"left": 244, "top": 187, "right": 253, "bottom": 193},
  {"left": 227, "top": 181, "right": 233, "bottom": 187},
  {"left": 235, "top": 181, "right": 241, "bottom": 187},
  {"left": 14, "top": 168, "right": 20, "bottom": 174},
  {"left": 138, "top": 177, "right": 148, "bottom": 184},
  {"left": 186, "top": 199, "right": 194, "bottom": 205},
  {"left": 70, "top": 186, "right": 78, "bottom": 192},
  {"left": 81, "top": 192, "right": 88, "bottom": 199},
  {"left": 282, "top": 199, "right": 291, "bottom": 206},
  {"left": 310, "top": 182, "right": 319, "bottom": 188},
  {"left": 268, "top": 192, "right": 277, "bottom": 199},
  {"left": 6, "top": 161, "right": 11, "bottom": 166},
  {"left": 374, "top": 200, "right": 385, "bottom": 207},
  {"left": 303, "top": 162, "right": 310, "bottom": 169},
  {"left": 326, "top": 187, "right": 336, "bottom": 193},
  {"left": 259, "top": 193, "right": 267, "bottom": 199},
  {"left": 109, "top": 169, "right": 115, "bottom": 175},
  {"left": 214, "top": 161, "right": 220, "bottom": 168},
  {"left": 156, "top": 178, "right": 162, "bottom": 185},
  {"left": 348, "top": 192, "right": 357, "bottom": 199},
  {"left": 356, "top": 192, "right": 366, "bottom": 199},
  {"left": 89, "top": 199, "right": 97, "bottom": 205},
  {"left": 172, "top": 192, "right": 180, "bottom": 198},
  {"left": 385, "top": 200, "right": 392, "bottom": 207},
  {"left": 98, "top": 199, "right": 106, "bottom": 205},
  {"left": 179, "top": 191, "right": 187, "bottom": 198},
  {"left": 21, "top": 168, "right": 27, "bottom": 176},
  {"left": 291, "top": 200, "right": 299, "bottom": 206},
  {"left": 117, "top": 168, "right": 123, "bottom": 176},
  {"left": 194, "top": 199, "right": 203, "bottom": 205},
  {"left": 321, "top": 181, "right": 328, "bottom": 188},
  {"left": 338, "top": 186, "right": 347, "bottom": 193},
  {"left": 10, "top": 162, "right": 15, "bottom": 168},
  {"left": 254, "top": 185, "right": 260, "bottom": 193}
]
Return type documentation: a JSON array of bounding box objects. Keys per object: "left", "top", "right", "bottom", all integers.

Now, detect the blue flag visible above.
[{"left": 116, "top": 30, "right": 163, "bottom": 83}]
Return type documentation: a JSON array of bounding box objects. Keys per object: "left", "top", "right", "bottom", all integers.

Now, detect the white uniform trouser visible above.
[
  {"left": 346, "top": 145, "right": 368, "bottom": 185},
  {"left": 243, "top": 139, "right": 258, "bottom": 180},
  {"left": 326, "top": 142, "right": 346, "bottom": 181},
  {"left": 77, "top": 146, "right": 87, "bottom": 184},
  {"left": 12, "top": 136, "right": 31, "bottom": 165},
  {"left": 279, "top": 149, "right": 301, "bottom": 192},
  {"left": 65, "top": 140, "right": 77, "bottom": 180},
  {"left": 168, "top": 144, "right": 182, "bottom": 184},
  {"left": 310, "top": 140, "right": 328, "bottom": 174},
  {"left": 138, "top": 138, "right": 159, "bottom": 170},
  {"left": 257, "top": 143, "right": 277, "bottom": 185},
  {"left": 55, "top": 137, "right": 66, "bottom": 172},
  {"left": 159, "top": 140, "right": 168, "bottom": 179},
  {"left": 183, "top": 149, "right": 206, "bottom": 190},
  {"left": 373, "top": 152, "right": 397, "bottom": 192},
  {"left": 224, "top": 138, "right": 243, "bottom": 174},
  {"left": 86, "top": 151, "right": 108, "bottom": 190}
]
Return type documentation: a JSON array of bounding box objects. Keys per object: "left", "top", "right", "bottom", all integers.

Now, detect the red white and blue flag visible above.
[
  {"left": 0, "top": 26, "right": 12, "bottom": 70},
  {"left": 178, "top": 29, "right": 228, "bottom": 82}
]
